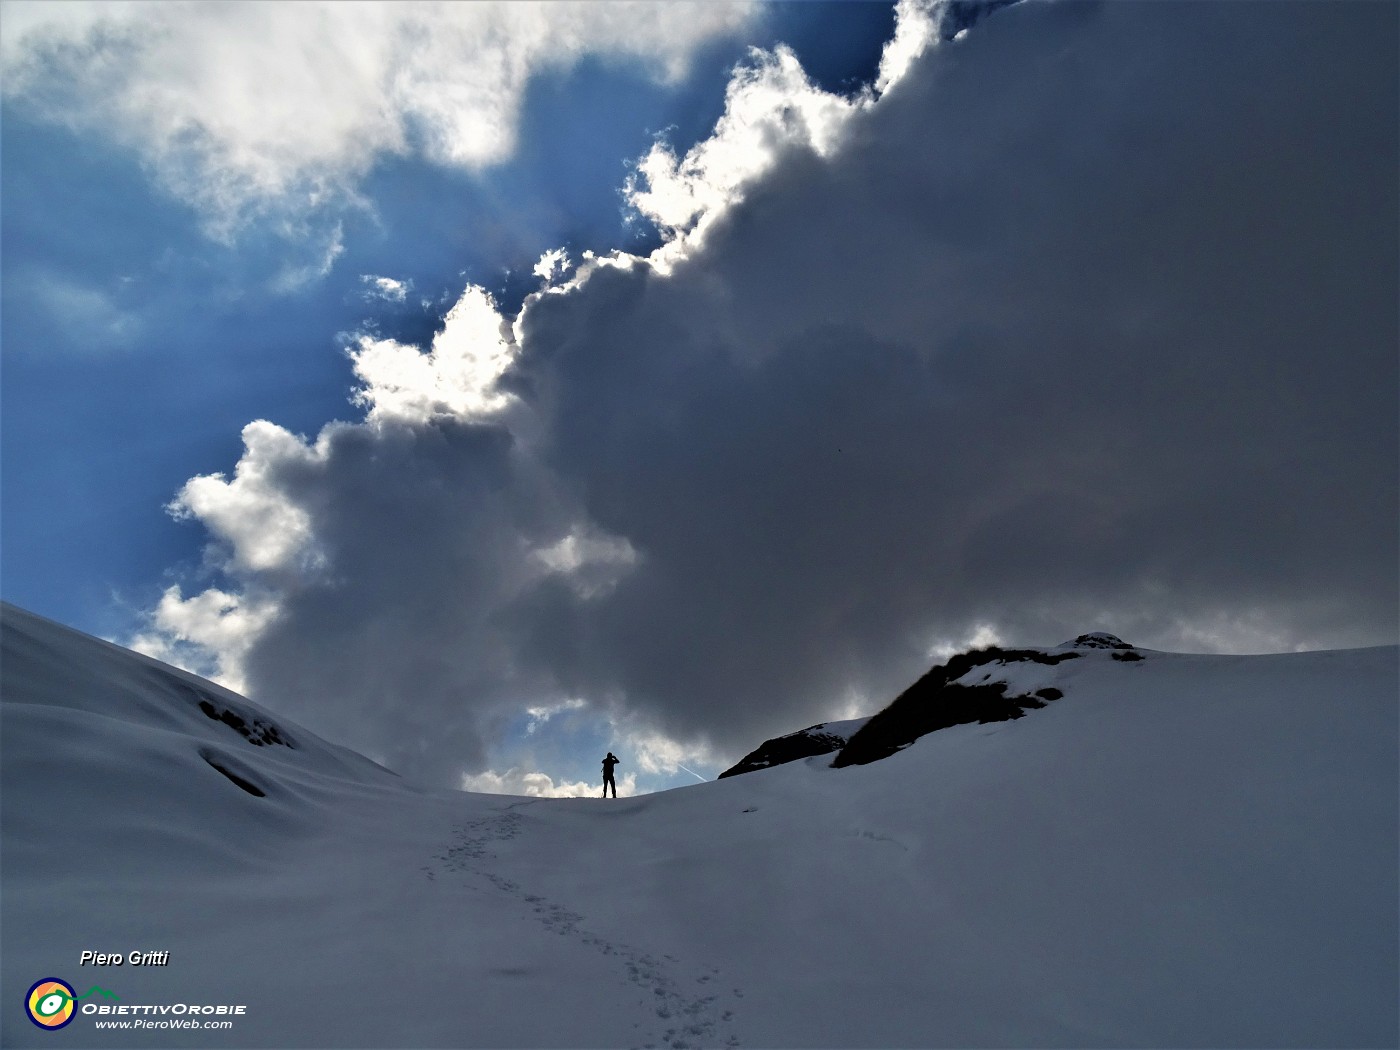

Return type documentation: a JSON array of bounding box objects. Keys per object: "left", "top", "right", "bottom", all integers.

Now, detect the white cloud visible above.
[
  {"left": 925, "top": 624, "right": 1004, "bottom": 663},
  {"left": 624, "top": 0, "right": 939, "bottom": 268},
  {"left": 616, "top": 725, "right": 720, "bottom": 779},
  {"left": 873, "top": 0, "right": 941, "bottom": 95},
  {"left": 532, "top": 248, "right": 572, "bottom": 286},
  {"left": 128, "top": 585, "right": 279, "bottom": 694},
  {"left": 168, "top": 420, "right": 328, "bottom": 575},
  {"left": 360, "top": 274, "right": 411, "bottom": 303},
  {"left": 1, "top": 1, "right": 757, "bottom": 236},
  {"left": 524, "top": 697, "right": 587, "bottom": 735},
  {"left": 625, "top": 44, "right": 854, "bottom": 264},
  {"left": 348, "top": 285, "right": 517, "bottom": 425},
  {"left": 462, "top": 767, "right": 636, "bottom": 798}
]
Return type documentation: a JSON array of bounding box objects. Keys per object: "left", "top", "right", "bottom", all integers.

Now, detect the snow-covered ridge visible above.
[
  {"left": 0, "top": 602, "right": 397, "bottom": 791},
  {"left": 2, "top": 603, "right": 1396, "bottom": 1047}
]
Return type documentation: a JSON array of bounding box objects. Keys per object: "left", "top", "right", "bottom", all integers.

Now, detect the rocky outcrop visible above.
[
  {"left": 1060, "top": 632, "right": 1134, "bottom": 651},
  {"left": 721, "top": 635, "right": 1139, "bottom": 777},
  {"left": 831, "top": 647, "right": 1080, "bottom": 768},
  {"left": 718, "top": 718, "right": 869, "bottom": 779}
]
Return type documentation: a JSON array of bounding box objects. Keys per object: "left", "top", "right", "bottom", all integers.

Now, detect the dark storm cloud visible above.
[
  {"left": 230, "top": 418, "right": 581, "bottom": 785},
  {"left": 501, "top": 0, "right": 1397, "bottom": 749},
  {"left": 167, "top": 0, "right": 1395, "bottom": 782}
]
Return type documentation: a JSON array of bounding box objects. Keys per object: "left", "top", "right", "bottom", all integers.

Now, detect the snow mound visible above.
[
  {"left": 0, "top": 602, "right": 406, "bottom": 885},
  {"left": 0, "top": 602, "right": 395, "bottom": 785}
]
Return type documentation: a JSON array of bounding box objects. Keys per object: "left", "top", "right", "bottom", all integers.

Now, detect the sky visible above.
[{"left": 2, "top": 0, "right": 1396, "bottom": 796}]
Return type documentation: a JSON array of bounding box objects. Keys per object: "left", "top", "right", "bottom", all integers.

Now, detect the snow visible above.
[
  {"left": 2, "top": 601, "right": 1396, "bottom": 1048},
  {"left": 802, "top": 716, "right": 869, "bottom": 741},
  {"left": 949, "top": 653, "right": 1065, "bottom": 695}
]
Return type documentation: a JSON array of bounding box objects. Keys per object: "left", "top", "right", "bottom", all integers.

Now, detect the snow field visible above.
[{"left": 2, "top": 604, "right": 1395, "bottom": 1047}]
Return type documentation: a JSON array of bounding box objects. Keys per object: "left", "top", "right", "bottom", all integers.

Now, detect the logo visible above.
[
  {"left": 25, "top": 980, "right": 120, "bottom": 1031},
  {"left": 25, "top": 979, "right": 76, "bottom": 1030}
]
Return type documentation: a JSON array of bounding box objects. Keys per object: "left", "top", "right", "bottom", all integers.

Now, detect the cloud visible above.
[
  {"left": 140, "top": 0, "right": 1396, "bottom": 789},
  {"left": 533, "top": 529, "right": 639, "bottom": 600},
  {"left": 619, "top": 726, "right": 721, "bottom": 780},
  {"left": 462, "top": 767, "right": 636, "bottom": 798},
  {"left": 360, "top": 275, "right": 412, "bottom": 304},
  {"left": 270, "top": 222, "right": 346, "bottom": 292},
  {"left": 532, "top": 249, "right": 572, "bottom": 286},
  {"left": 14, "top": 269, "right": 143, "bottom": 352},
  {"left": 925, "top": 624, "right": 1004, "bottom": 664},
  {"left": 1, "top": 1, "right": 758, "bottom": 237},
  {"left": 625, "top": 45, "right": 854, "bottom": 246},
  {"left": 624, "top": 0, "right": 940, "bottom": 268},
  {"left": 524, "top": 697, "right": 588, "bottom": 735},
  {"left": 128, "top": 585, "right": 279, "bottom": 695},
  {"left": 347, "top": 285, "right": 519, "bottom": 425},
  {"left": 168, "top": 421, "right": 328, "bottom": 576}
]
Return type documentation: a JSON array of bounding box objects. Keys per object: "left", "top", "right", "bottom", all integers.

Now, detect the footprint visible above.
[{"left": 430, "top": 814, "right": 745, "bottom": 1050}]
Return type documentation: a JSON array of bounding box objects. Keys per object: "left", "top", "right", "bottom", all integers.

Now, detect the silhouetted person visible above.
[{"left": 601, "top": 752, "right": 619, "bottom": 798}]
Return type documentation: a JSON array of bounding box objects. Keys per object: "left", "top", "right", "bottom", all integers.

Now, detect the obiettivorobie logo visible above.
[
  {"left": 24, "top": 977, "right": 247, "bottom": 1033},
  {"left": 25, "top": 979, "right": 118, "bottom": 1030}
]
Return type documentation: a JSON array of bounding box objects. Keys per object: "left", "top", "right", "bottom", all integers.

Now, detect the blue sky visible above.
[
  {"left": 2, "top": 0, "right": 898, "bottom": 793},
  {"left": 2, "top": 0, "right": 1395, "bottom": 795},
  {"left": 2, "top": 2, "right": 893, "bottom": 639}
]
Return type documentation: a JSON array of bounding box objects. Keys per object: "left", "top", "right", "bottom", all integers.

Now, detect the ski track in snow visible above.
[{"left": 431, "top": 803, "right": 742, "bottom": 1050}]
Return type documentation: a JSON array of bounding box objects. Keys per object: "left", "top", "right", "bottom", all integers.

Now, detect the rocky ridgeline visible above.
[
  {"left": 831, "top": 646, "right": 1080, "bottom": 767},
  {"left": 720, "top": 634, "right": 1141, "bottom": 778},
  {"left": 717, "top": 719, "right": 869, "bottom": 780}
]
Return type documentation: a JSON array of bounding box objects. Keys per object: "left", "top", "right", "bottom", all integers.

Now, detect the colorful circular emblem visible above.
[{"left": 26, "top": 978, "right": 76, "bottom": 1030}]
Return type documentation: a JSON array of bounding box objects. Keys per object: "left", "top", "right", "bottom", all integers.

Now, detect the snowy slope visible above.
[{"left": 2, "top": 602, "right": 1396, "bottom": 1048}]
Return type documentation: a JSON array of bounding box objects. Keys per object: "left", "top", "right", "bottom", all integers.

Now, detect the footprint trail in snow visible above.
[{"left": 432, "top": 806, "right": 742, "bottom": 1050}]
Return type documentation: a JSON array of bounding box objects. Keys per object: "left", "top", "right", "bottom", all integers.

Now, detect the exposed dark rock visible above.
[
  {"left": 195, "top": 694, "right": 295, "bottom": 748},
  {"left": 1065, "top": 633, "right": 1134, "bottom": 650},
  {"left": 831, "top": 647, "right": 1080, "bottom": 768},
  {"left": 722, "top": 637, "right": 1110, "bottom": 778},
  {"left": 1112, "top": 650, "right": 1144, "bottom": 662},
  {"left": 718, "top": 719, "right": 867, "bottom": 779},
  {"left": 200, "top": 751, "right": 266, "bottom": 797}
]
